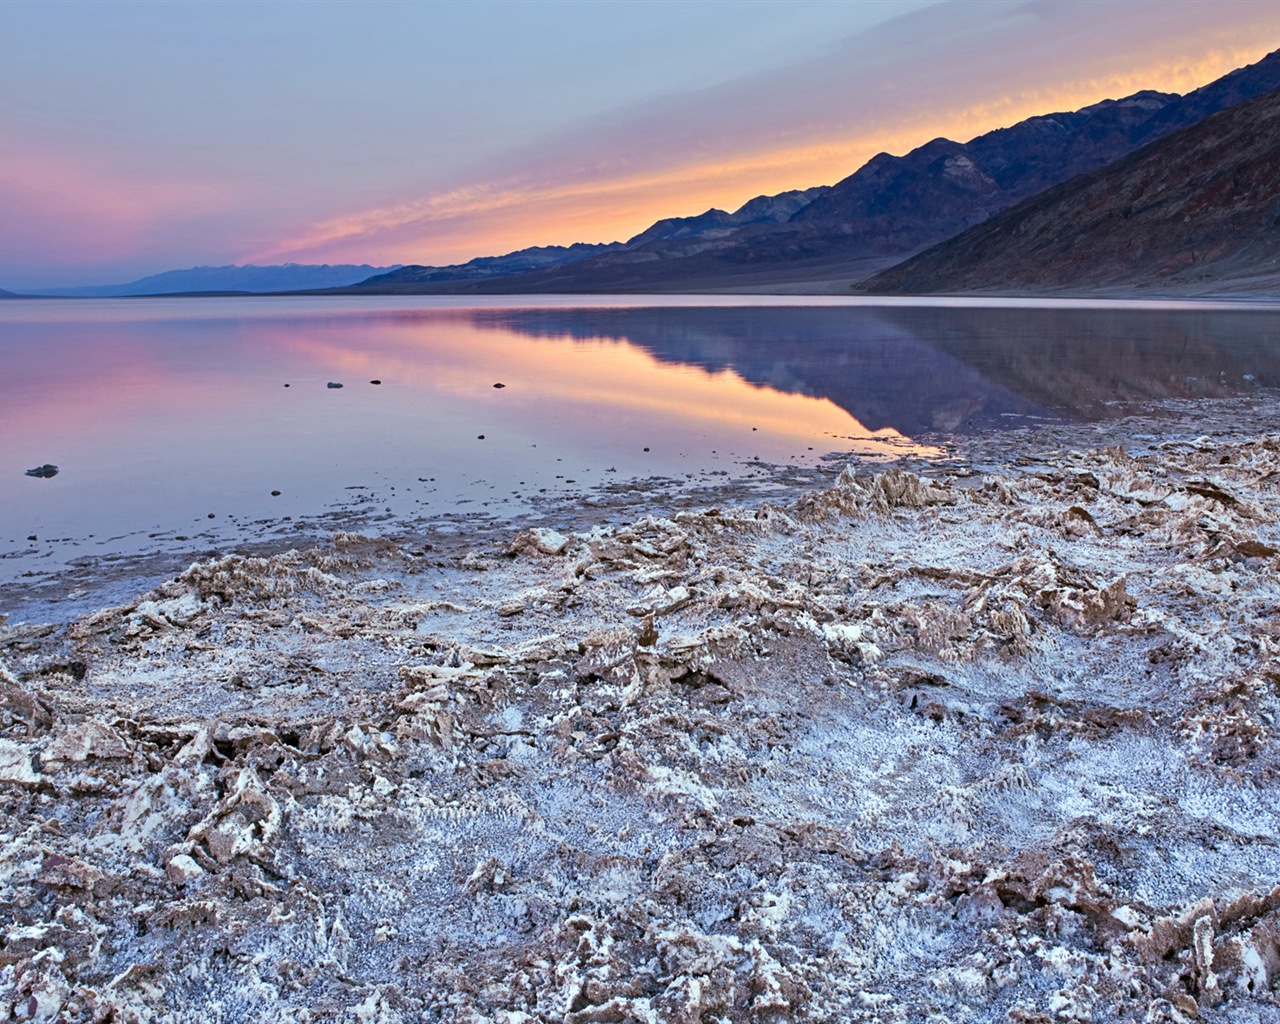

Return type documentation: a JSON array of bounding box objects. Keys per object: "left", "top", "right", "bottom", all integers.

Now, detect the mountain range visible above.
[
  {"left": 26, "top": 263, "right": 402, "bottom": 298},
  {"left": 10, "top": 48, "right": 1280, "bottom": 299},
  {"left": 355, "top": 243, "right": 621, "bottom": 289},
  {"left": 860, "top": 82, "right": 1280, "bottom": 296},
  {"left": 347, "top": 47, "right": 1280, "bottom": 296}
]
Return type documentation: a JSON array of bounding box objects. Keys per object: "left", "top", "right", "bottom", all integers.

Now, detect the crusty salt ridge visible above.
[{"left": 4, "top": 429, "right": 1280, "bottom": 1021}]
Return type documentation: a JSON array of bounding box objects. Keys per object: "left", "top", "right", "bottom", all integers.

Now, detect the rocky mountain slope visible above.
[
  {"left": 352, "top": 48, "right": 1280, "bottom": 294},
  {"left": 861, "top": 83, "right": 1280, "bottom": 296}
]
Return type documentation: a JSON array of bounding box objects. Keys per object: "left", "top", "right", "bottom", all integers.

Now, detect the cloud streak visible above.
[{"left": 253, "top": 0, "right": 1280, "bottom": 268}]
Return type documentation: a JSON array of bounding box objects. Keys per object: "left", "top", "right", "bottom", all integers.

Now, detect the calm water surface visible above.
[{"left": 3, "top": 295, "right": 1279, "bottom": 577}]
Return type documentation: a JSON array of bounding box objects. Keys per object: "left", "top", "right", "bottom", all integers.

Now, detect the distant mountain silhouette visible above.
[
  {"left": 357, "top": 243, "right": 622, "bottom": 290},
  {"left": 861, "top": 83, "right": 1280, "bottom": 296},
  {"left": 363, "top": 192, "right": 833, "bottom": 291},
  {"left": 32, "top": 263, "right": 402, "bottom": 298},
  {"left": 347, "top": 48, "right": 1280, "bottom": 295}
]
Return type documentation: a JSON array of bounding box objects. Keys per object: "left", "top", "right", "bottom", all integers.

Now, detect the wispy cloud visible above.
[{"left": 252, "top": 0, "right": 1279, "bottom": 269}]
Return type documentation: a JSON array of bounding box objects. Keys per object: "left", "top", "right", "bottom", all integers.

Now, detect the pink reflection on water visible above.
[{"left": 1, "top": 299, "right": 934, "bottom": 573}]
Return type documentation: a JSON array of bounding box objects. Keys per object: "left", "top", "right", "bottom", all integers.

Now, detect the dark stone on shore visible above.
[
  {"left": 25, "top": 464, "right": 58, "bottom": 478},
  {"left": 493, "top": 382, "right": 506, "bottom": 388},
  {"left": 327, "top": 382, "right": 343, "bottom": 389}
]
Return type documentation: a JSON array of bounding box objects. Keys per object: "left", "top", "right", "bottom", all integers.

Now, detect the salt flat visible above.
[{"left": 5, "top": 396, "right": 1280, "bottom": 1022}]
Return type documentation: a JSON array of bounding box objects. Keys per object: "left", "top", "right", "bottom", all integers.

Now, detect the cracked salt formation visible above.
[{"left": 6, "top": 430, "right": 1280, "bottom": 1021}]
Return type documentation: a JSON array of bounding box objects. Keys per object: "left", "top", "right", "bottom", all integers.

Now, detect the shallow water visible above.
[{"left": 3, "top": 294, "right": 1279, "bottom": 579}]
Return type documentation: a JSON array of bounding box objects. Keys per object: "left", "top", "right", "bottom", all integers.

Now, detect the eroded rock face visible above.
[{"left": 5, "top": 432, "right": 1280, "bottom": 1021}]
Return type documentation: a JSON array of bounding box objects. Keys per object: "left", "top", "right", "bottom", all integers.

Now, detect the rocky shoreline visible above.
[{"left": 5, "top": 406, "right": 1280, "bottom": 1021}]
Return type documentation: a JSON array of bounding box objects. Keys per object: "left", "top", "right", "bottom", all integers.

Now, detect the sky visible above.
[{"left": 2, "top": 0, "right": 1279, "bottom": 290}]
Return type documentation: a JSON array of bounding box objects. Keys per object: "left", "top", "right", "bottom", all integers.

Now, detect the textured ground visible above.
[{"left": 5, "top": 421, "right": 1280, "bottom": 1022}]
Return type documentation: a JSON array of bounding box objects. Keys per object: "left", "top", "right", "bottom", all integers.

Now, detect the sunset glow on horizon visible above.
[
  {"left": 3, "top": 1, "right": 1279, "bottom": 288},
  {"left": 252, "top": 41, "right": 1277, "bottom": 271},
  {"left": 252, "top": 43, "right": 1269, "bottom": 270}
]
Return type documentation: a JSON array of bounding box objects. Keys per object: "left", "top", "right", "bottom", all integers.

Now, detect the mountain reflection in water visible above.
[
  {"left": 4, "top": 297, "right": 1279, "bottom": 573},
  {"left": 470, "top": 305, "right": 1280, "bottom": 436}
]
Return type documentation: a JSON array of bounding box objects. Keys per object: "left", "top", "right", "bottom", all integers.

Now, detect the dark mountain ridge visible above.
[
  {"left": 351, "top": 47, "right": 1280, "bottom": 294},
  {"left": 364, "top": 189, "right": 830, "bottom": 291},
  {"left": 357, "top": 242, "right": 623, "bottom": 290},
  {"left": 860, "top": 83, "right": 1280, "bottom": 296}
]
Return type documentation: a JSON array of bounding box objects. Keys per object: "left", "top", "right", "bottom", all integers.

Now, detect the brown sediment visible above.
[{"left": 6, "top": 407, "right": 1280, "bottom": 1020}]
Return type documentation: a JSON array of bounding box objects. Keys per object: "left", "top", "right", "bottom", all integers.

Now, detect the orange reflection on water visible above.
[{"left": 261, "top": 313, "right": 943, "bottom": 460}]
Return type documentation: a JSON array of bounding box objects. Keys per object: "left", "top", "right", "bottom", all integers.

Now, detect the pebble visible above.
[
  {"left": 166, "top": 854, "right": 204, "bottom": 884},
  {"left": 327, "top": 382, "right": 343, "bottom": 389}
]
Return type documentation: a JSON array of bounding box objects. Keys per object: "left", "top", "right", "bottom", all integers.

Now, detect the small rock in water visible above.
[
  {"left": 492, "top": 382, "right": 506, "bottom": 389},
  {"left": 26, "top": 534, "right": 37, "bottom": 541},
  {"left": 369, "top": 379, "right": 382, "bottom": 385},
  {"left": 25, "top": 464, "right": 58, "bottom": 478},
  {"left": 478, "top": 435, "right": 486, "bottom": 440},
  {"left": 207, "top": 513, "right": 216, "bottom": 519},
  {"left": 327, "top": 382, "right": 343, "bottom": 389},
  {"left": 283, "top": 383, "right": 290, "bottom": 388},
  {"left": 271, "top": 490, "right": 281, "bottom": 497}
]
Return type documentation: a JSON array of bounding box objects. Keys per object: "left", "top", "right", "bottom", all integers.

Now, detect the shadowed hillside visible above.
[
  {"left": 355, "top": 49, "right": 1280, "bottom": 295},
  {"left": 861, "top": 85, "right": 1280, "bottom": 296}
]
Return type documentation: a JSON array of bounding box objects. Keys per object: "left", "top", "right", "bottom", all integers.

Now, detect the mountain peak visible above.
[{"left": 860, "top": 82, "right": 1280, "bottom": 296}]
